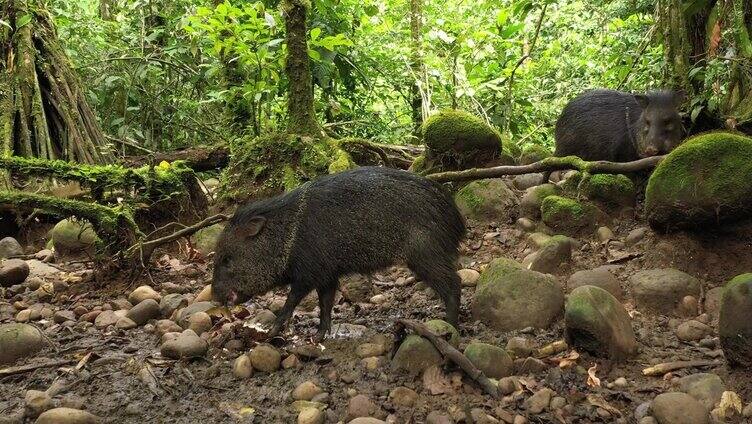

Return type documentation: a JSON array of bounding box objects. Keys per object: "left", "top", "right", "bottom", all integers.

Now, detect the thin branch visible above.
[{"left": 426, "top": 155, "right": 665, "bottom": 183}]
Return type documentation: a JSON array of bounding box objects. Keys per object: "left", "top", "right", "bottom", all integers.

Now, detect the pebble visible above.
[
  {"left": 24, "top": 389, "right": 53, "bottom": 417},
  {"left": 426, "top": 411, "right": 453, "bottom": 424},
  {"left": 233, "top": 354, "right": 253, "bottom": 378},
  {"left": 298, "top": 408, "right": 325, "bottom": 424},
  {"left": 356, "top": 342, "right": 386, "bottom": 358},
  {"left": 154, "top": 319, "right": 182, "bottom": 336},
  {"left": 26, "top": 277, "right": 44, "bottom": 290},
  {"left": 249, "top": 310, "right": 276, "bottom": 327},
  {"left": 35, "top": 408, "right": 101, "bottom": 424},
  {"left": 159, "top": 294, "right": 187, "bottom": 317},
  {"left": 160, "top": 329, "right": 208, "bottom": 359},
  {"left": 596, "top": 226, "right": 614, "bottom": 243},
  {"left": 292, "top": 381, "right": 324, "bottom": 401},
  {"left": 94, "top": 310, "right": 119, "bottom": 328},
  {"left": 389, "top": 387, "right": 418, "bottom": 407},
  {"left": 282, "top": 354, "right": 302, "bottom": 369},
  {"left": 53, "top": 310, "right": 76, "bottom": 324},
  {"left": 516, "top": 218, "right": 536, "bottom": 232},
  {"left": 743, "top": 402, "right": 752, "bottom": 417},
  {"left": 505, "top": 336, "right": 535, "bottom": 358},
  {"left": 126, "top": 299, "right": 160, "bottom": 326},
  {"left": 347, "top": 395, "right": 377, "bottom": 421},
  {"left": 458, "top": 269, "right": 480, "bottom": 286},
  {"left": 0, "top": 259, "right": 30, "bottom": 287},
  {"left": 525, "top": 388, "right": 554, "bottom": 414},
  {"left": 186, "top": 311, "right": 212, "bottom": 335},
  {"left": 613, "top": 377, "right": 628, "bottom": 388},
  {"left": 249, "top": 344, "right": 281, "bottom": 372},
  {"left": 128, "top": 285, "right": 161, "bottom": 304},
  {"left": 651, "top": 392, "right": 709, "bottom": 424},
  {"left": 193, "top": 285, "right": 213, "bottom": 302},
  {"left": 109, "top": 299, "right": 133, "bottom": 311},
  {"left": 675, "top": 320, "right": 713, "bottom": 342},
  {"left": 550, "top": 396, "right": 566, "bottom": 410},
  {"left": 115, "top": 317, "right": 137, "bottom": 329},
  {"left": 369, "top": 294, "right": 387, "bottom": 304},
  {"left": 348, "top": 419, "right": 386, "bottom": 424}
]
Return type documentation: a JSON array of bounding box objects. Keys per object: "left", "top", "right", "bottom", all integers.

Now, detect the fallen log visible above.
[
  {"left": 124, "top": 145, "right": 230, "bottom": 172},
  {"left": 396, "top": 319, "right": 499, "bottom": 398},
  {"left": 426, "top": 155, "right": 665, "bottom": 183}
]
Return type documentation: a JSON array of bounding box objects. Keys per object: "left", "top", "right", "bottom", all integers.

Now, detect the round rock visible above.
[
  {"left": 629, "top": 269, "right": 701, "bottom": 315},
  {"left": 35, "top": 407, "right": 101, "bottom": 424},
  {"left": 719, "top": 273, "right": 752, "bottom": 366},
  {"left": 126, "top": 299, "right": 160, "bottom": 326},
  {"left": 568, "top": 266, "right": 623, "bottom": 300},
  {"left": 1, "top": 323, "right": 46, "bottom": 365},
  {"left": 160, "top": 329, "right": 208, "bottom": 359},
  {"left": 0, "top": 259, "right": 30, "bottom": 287},
  {"left": 249, "top": 344, "right": 281, "bottom": 373},
  {"left": 463, "top": 342, "right": 513, "bottom": 378},
  {"left": 0, "top": 237, "right": 23, "bottom": 258},
  {"left": 128, "top": 285, "right": 161, "bottom": 304},
  {"left": 651, "top": 392, "right": 709, "bottom": 424}
]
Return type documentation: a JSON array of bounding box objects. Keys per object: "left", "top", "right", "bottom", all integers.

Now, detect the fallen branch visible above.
[
  {"left": 426, "top": 155, "right": 665, "bottom": 183},
  {"left": 642, "top": 360, "right": 723, "bottom": 376},
  {"left": 129, "top": 213, "right": 230, "bottom": 263},
  {"left": 0, "top": 359, "right": 76, "bottom": 377},
  {"left": 396, "top": 319, "right": 499, "bottom": 398}
]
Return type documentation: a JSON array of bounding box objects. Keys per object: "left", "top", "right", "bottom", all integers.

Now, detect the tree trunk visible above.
[
  {"left": 658, "top": 0, "right": 752, "bottom": 130},
  {"left": 409, "top": 0, "right": 424, "bottom": 137},
  {"left": 282, "top": 0, "right": 322, "bottom": 137},
  {"left": 0, "top": 0, "right": 112, "bottom": 165}
]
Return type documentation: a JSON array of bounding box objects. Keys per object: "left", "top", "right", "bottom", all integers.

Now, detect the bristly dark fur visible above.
[{"left": 212, "top": 166, "right": 466, "bottom": 339}]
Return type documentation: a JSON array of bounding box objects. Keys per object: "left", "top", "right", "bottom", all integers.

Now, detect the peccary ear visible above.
[
  {"left": 673, "top": 90, "right": 686, "bottom": 106},
  {"left": 634, "top": 94, "right": 649, "bottom": 108},
  {"left": 239, "top": 216, "right": 266, "bottom": 238}
]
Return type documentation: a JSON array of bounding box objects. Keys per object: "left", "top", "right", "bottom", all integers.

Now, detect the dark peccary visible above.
[
  {"left": 554, "top": 89, "right": 685, "bottom": 162},
  {"left": 212, "top": 166, "right": 465, "bottom": 341}
]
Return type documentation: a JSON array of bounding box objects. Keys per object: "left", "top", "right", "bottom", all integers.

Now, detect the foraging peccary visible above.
[
  {"left": 212, "top": 166, "right": 465, "bottom": 340},
  {"left": 554, "top": 89, "right": 685, "bottom": 162}
]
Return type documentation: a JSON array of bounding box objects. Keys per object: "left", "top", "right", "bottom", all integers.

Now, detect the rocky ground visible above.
[{"left": 2, "top": 172, "right": 752, "bottom": 424}]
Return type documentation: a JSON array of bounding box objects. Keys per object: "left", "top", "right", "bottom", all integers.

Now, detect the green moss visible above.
[
  {"left": 565, "top": 172, "right": 635, "bottom": 207},
  {"left": 422, "top": 110, "right": 502, "bottom": 154},
  {"left": 645, "top": 131, "right": 752, "bottom": 230},
  {"left": 518, "top": 144, "right": 552, "bottom": 165},
  {"left": 327, "top": 148, "right": 356, "bottom": 174},
  {"left": 425, "top": 319, "right": 460, "bottom": 347},
  {"left": 455, "top": 184, "right": 485, "bottom": 213},
  {"left": 0, "top": 191, "right": 140, "bottom": 253},
  {"left": 476, "top": 257, "right": 524, "bottom": 290},
  {"left": 454, "top": 178, "right": 518, "bottom": 221},
  {"left": 541, "top": 195, "right": 596, "bottom": 234}
]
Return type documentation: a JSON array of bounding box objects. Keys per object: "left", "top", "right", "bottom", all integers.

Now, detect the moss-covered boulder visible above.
[
  {"left": 475, "top": 257, "right": 524, "bottom": 290},
  {"left": 472, "top": 266, "right": 564, "bottom": 331},
  {"left": 645, "top": 131, "right": 752, "bottom": 230},
  {"left": 565, "top": 172, "right": 635, "bottom": 208},
  {"left": 463, "top": 342, "right": 513, "bottom": 378},
  {"left": 454, "top": 179, "right": 518, "bottom": 222},
  {"left": 220, "top": 133, "right": 355, "bottom": 201},
  {"left": 565, "top": 285, "right": 637, "bottom": 360},
  {"left": 392, "top": 319, "right": 459, "bottom": 374},
  {"left": 0, "top": 323, "right": 46, "bottom": 365},
  {"left": 540, "top": 195, "right": 597, "bottom": 235},
  {"left": 51, "top": 218, "right": 99, "bottom": 255},
  {"left": 419, "top": 110, "right": 502, "bottom": 172},
  {"left": 518, "top": 144, "right": 552, "bottom": 165},
  {"left": 719, "top": 273, "right": 752, "bottom": 367},
  {"left": 192, "top": 223, "right": 225, "bottom": 255},
  {"left": 520, "top": 184, "right": 560, "bottom": 219}
]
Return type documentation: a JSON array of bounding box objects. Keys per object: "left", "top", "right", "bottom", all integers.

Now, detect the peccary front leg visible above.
[
  {"left": 268, "top": 285, "right": 311, "bottom": 338},
  {"left": 409, "top": 260, "right": 461, "bottom": 328},
  {"left": 314, "top": 284, "right": 337, "bottom": 342}
]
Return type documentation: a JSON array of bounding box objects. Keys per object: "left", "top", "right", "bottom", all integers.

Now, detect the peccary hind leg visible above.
[
  {"left": 408, "top": 258, "right": 461, "bottom": 327},
  {"left": 268, "top": 284, "right": 311, "bottom": 338},
  {"left": 314, "top": 283, "right": 337, "bottom": 342}
]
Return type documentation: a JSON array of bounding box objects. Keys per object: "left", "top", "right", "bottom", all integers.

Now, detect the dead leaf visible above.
[
  {"left": 550, "top": 350, "right": 579, "bottom": 368},
  {"left": 586, "top": 394, "right": 622, "bottom": 416},
  {"left": 422, "top": 365, "right": 453, "bottom": 395},
  {"left": 709, "top": 21, "right": 721, "bottom": 57},
  {"left": 717, "top": 391, "right": 742, "bottom": 418},
  {"left": 139, "top": 364, "right": 164, "bottom": 397},
  {"left": 218, "top": 402, "right": 255, "bottom": 420},
  {"left": 587, "top": 364, "right": 601, "bottom": 387},
  {"left": 206, "top": 306, "right": 232, "bottom": 320}
]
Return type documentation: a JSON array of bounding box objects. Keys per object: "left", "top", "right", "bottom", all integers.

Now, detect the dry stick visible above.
[
  {"left": 0, "top": 359, "right": 76, "bottom": 377},
  {"left": 642, "top": 360, "right": 724, "bottom": 376},
  {"left": 132, "top": 213, "right": 230, "bottom": 262},
  {"left": 397, "top": 319, "right": 499, "bottom": 398},
  {"left": 426, "top": 155, "right": 666, "bottom": 183}
]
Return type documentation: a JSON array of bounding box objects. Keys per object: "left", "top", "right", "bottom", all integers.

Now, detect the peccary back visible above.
[
  {"left": 554, "top": 89, "right": 684, "bottom": 162},
  {"left": 212, "top": 166, "right": 465, "bottom": 338}
]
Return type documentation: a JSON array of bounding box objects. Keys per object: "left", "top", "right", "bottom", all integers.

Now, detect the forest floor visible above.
[{"left": 2, "top": 175, "right": 752, "bottom": 424}]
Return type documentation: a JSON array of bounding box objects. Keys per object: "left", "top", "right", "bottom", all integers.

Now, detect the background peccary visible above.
[
  {"left": 554, "top": 89, "right": 685, "bottom": 162},
  {"left": 212, "top": 166, "right": 465, "bottom": 340}
]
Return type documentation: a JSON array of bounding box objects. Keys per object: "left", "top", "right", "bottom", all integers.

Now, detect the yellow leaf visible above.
[
  {"left": 717, "top": 391, "right": 742, "bottom": 418},
  {"left": 158, "top": 160, "right": 170, "bottom": 170},
  {"left": 587, "top": 363, "right": 601, "bottom": 387}
]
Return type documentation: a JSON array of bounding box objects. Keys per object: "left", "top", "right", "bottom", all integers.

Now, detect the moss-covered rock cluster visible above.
[
  {"left": 541, "top": 195, "right": 597, "bottom": 235},
  {"left": 564, "top": 172, "right": 635, "bottom": 208},
  {"left": 220, "top": 133, "right": 356, "bottom": 201},
  {"left": 454, "top": 178, "right": 518, "bottom": 222},
  {"left": 645, "top": 131, "right": 752, "bottom": 231},
  {"left": 411, "top": 109, "right": 502, "bottom": 174}
]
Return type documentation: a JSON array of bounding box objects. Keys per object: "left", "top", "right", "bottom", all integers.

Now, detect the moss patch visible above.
[
  {"left": 541, "top": 195, "right": 597, "bottom": 235},
  {"left": 476, "top": 257, "right": 524, "bottom": 290},
  {"left": 454, "top": 178, "right": 518, "bottom": 222},
  {"left": 719, "top": 273, "right": 752, "bottom": 366},
  {"left": 565, "top": 172, "right": 635, "bottom": 208},
  {"left": 421, "top": 110, "right": 502, "bottom": 172},
  {"left": 645, "top": 131, "right": 752, "bottom": 230}
]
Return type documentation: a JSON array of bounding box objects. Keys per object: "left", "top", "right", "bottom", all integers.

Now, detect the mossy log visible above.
[
  {"left": 124, "top": 145, "right": 231, "bottom": 172},
  {"left": 426, "top": 155, "right": 665, "bottom": 183},
  {"left": 0, "top": 191, "right": 140, "bottom": 252},
  {"left": 0, "top": 0, "right": 112, "bottom": 164}
]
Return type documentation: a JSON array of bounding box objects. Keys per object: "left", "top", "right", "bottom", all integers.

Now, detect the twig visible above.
[
  {"left": 129, "top": 213, "right": 230, "bottom": 263},
  {"left": 396, "top": 319, "right": 499, "bottom": 398},
  {"left": 426, "top": 155, "right": 665, "bottom": 183},
  {"left": 642, "top": 360, "right": 723, "bottom": 376},
  {"left": 0, "top": 359, "right": 76, "bottom": 377}
]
